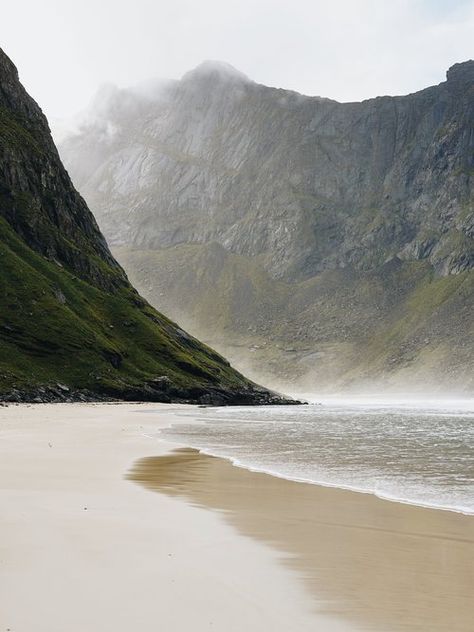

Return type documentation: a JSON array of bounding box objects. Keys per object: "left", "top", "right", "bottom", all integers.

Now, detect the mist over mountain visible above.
[
  {"left": 58, "top": 60, "right": 474, "bottom": 393},
  {"left": 0, "top": 48, "right": 288, "bottom": 404}
]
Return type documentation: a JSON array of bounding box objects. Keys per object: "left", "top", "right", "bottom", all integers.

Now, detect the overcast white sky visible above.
[{"left": 1, "top": 0, "right": 473, "bottom": 120}]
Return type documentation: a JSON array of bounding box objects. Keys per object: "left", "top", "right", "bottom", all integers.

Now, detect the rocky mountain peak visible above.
[
  {"left": 0, "top": 47, "right": 36, "bottom": 117},
  {"left": 0, "top": 45, "right": 283, "bottom": 404},
  {"left": 0, "top": 47, "right": 18, "bottom": 79},
  {"left": 58, "top": 59, "right": 474, "bottom": 391},
  {"left": 446, "top": 60, "right": 474, "bottom": 89},
  {"left": 182, "top": 60, "right": 250, "bottom": 85}
]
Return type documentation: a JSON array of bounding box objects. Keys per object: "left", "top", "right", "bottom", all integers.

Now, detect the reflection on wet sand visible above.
[{"left": 128, "top": 448, "right": 474, "bottom": 632}]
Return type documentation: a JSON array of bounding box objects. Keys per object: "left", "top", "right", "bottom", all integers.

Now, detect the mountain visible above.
[
  {"left": 0, "top": 48, "right": 289, "bottom": 405},
  {"left": 58, "top": 60, "right": 474, "bottom": 393}
]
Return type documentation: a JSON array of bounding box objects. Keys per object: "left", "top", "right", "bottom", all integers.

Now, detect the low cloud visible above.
[{"left": 1, "top": 0, "right": 474, "bottom": 119}]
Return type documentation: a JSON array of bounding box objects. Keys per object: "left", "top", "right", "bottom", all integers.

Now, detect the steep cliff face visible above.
[
  {"left": 0, "top": 48, "right": 284, "bottom": 404},
  {"left": 59, "top": 60, "right": 474, "bottom": 392}
]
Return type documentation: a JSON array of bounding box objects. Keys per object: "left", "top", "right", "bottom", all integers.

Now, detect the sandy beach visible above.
[{"left": 1, "top": 403, "right": 473, "bottom": 631}]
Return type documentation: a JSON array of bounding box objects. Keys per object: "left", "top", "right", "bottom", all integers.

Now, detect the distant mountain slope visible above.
[
  {"left": 59, "top": 61, "right": 474, "bottom": 393},
  {"left": 0, "top": 48, "right": 284, "bottom": 404}
]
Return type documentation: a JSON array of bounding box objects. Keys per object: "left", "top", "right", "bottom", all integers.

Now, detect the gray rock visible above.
[{"left": 58, "top": 60, "right": 474, "bottom": 391}]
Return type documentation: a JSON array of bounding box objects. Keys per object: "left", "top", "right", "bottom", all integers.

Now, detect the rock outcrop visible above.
[
  {"left": 0, "top": 49, "right": 291, "bottom": 404},
  {"left": 58, "top": 60, "right": 474, "bottom": 392}
]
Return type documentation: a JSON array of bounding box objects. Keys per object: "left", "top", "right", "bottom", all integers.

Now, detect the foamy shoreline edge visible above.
[{"left": 152, "top": 409, "right": 474, "bottom": 517}]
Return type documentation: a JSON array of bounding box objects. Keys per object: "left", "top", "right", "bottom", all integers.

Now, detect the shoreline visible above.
[
  {"left": 154, "top": 408, "right": 474, "bottom": 517},
  {"left": 130, "top": 444, "right": 474, "bottom": 632},
  {"left": 172, "top": 444, "right": 474, "bottom": 517},
  {"left": 0, "top": 402, "right": 335, "bottom": 632},
  {"left": 1, "top": 402, "right": 473, "bottom": 631}
]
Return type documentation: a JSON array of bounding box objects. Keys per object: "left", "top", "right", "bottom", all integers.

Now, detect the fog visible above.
[
  {"left": 5, "top": 1, "right": 472, "bottom": 402},
  {"left": 2, "top": 0, "right": 474, "bottom": 121},
  {"left": 297, "top": 392, "right": 474, "bottom": 411}
]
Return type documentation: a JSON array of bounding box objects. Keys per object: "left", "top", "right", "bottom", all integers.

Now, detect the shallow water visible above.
[{"left": 158, "top": 398, "right": 474, "bottom": 514}]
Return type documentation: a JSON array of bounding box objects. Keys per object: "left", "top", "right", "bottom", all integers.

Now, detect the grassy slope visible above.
[
  {"left": 0, "top": 48, "right": 276, "bottom": 403},
  {"left": 113, "top": 244, "right": 474, "bottom": 392},
  {"left": 0, "top": 217, "right": 253, "bottom": 398}
]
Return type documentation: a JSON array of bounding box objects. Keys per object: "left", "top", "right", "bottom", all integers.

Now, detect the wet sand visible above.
[
  {"left": 1, "top": 403, "right": 473, "bottom": 631},
  {"left": 0, "top": 403, "right": 345, "bottom": 632},
  {"left": 129, "top": 447, "right": 474, "bottom": 632}
]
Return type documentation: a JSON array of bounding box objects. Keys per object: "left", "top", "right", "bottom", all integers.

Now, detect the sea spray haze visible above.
[
  {"left": 0, "top": 47, "right": 291, "bottom": 405},
  {"left": 58, "top": 60, "right": 474, "bottom": 394}
]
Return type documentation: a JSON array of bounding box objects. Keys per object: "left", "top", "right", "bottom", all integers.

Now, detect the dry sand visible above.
[
  {"left": 0, "top": 403, "right": 346, "bottom": 632},
  {"left": 1, "top": 402, "right": 473, "bottom": 631}
]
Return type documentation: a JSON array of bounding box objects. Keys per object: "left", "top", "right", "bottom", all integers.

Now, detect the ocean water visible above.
[{"left": 157, "top": 398, "right": 474, "bottom": 514}]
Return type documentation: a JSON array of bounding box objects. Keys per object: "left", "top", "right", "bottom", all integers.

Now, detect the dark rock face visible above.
[
  {"left": 0, "top": 50, "right": 122, "bottom": 290},
  {"left": 0, "top": 48, "right": 291, "bottom": 405},
  {"left": 60, "top": 60, "right": 474, "bottom": 279},
  {"left": 58, "top": 60, "right": 474, "bottom": 392},
  {"left": 446, "top": 61, "right": 474, "bottom": 90}
]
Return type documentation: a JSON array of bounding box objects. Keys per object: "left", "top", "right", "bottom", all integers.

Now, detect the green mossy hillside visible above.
[
  {"left": 0, "top": 217, "right": 253, "bottom": 398},
  {"left": 0, "top": 47, "right": 283, "bottom": 403},
  {"left": 113, "top": 243, "right": 474, "bottom": 393}
]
